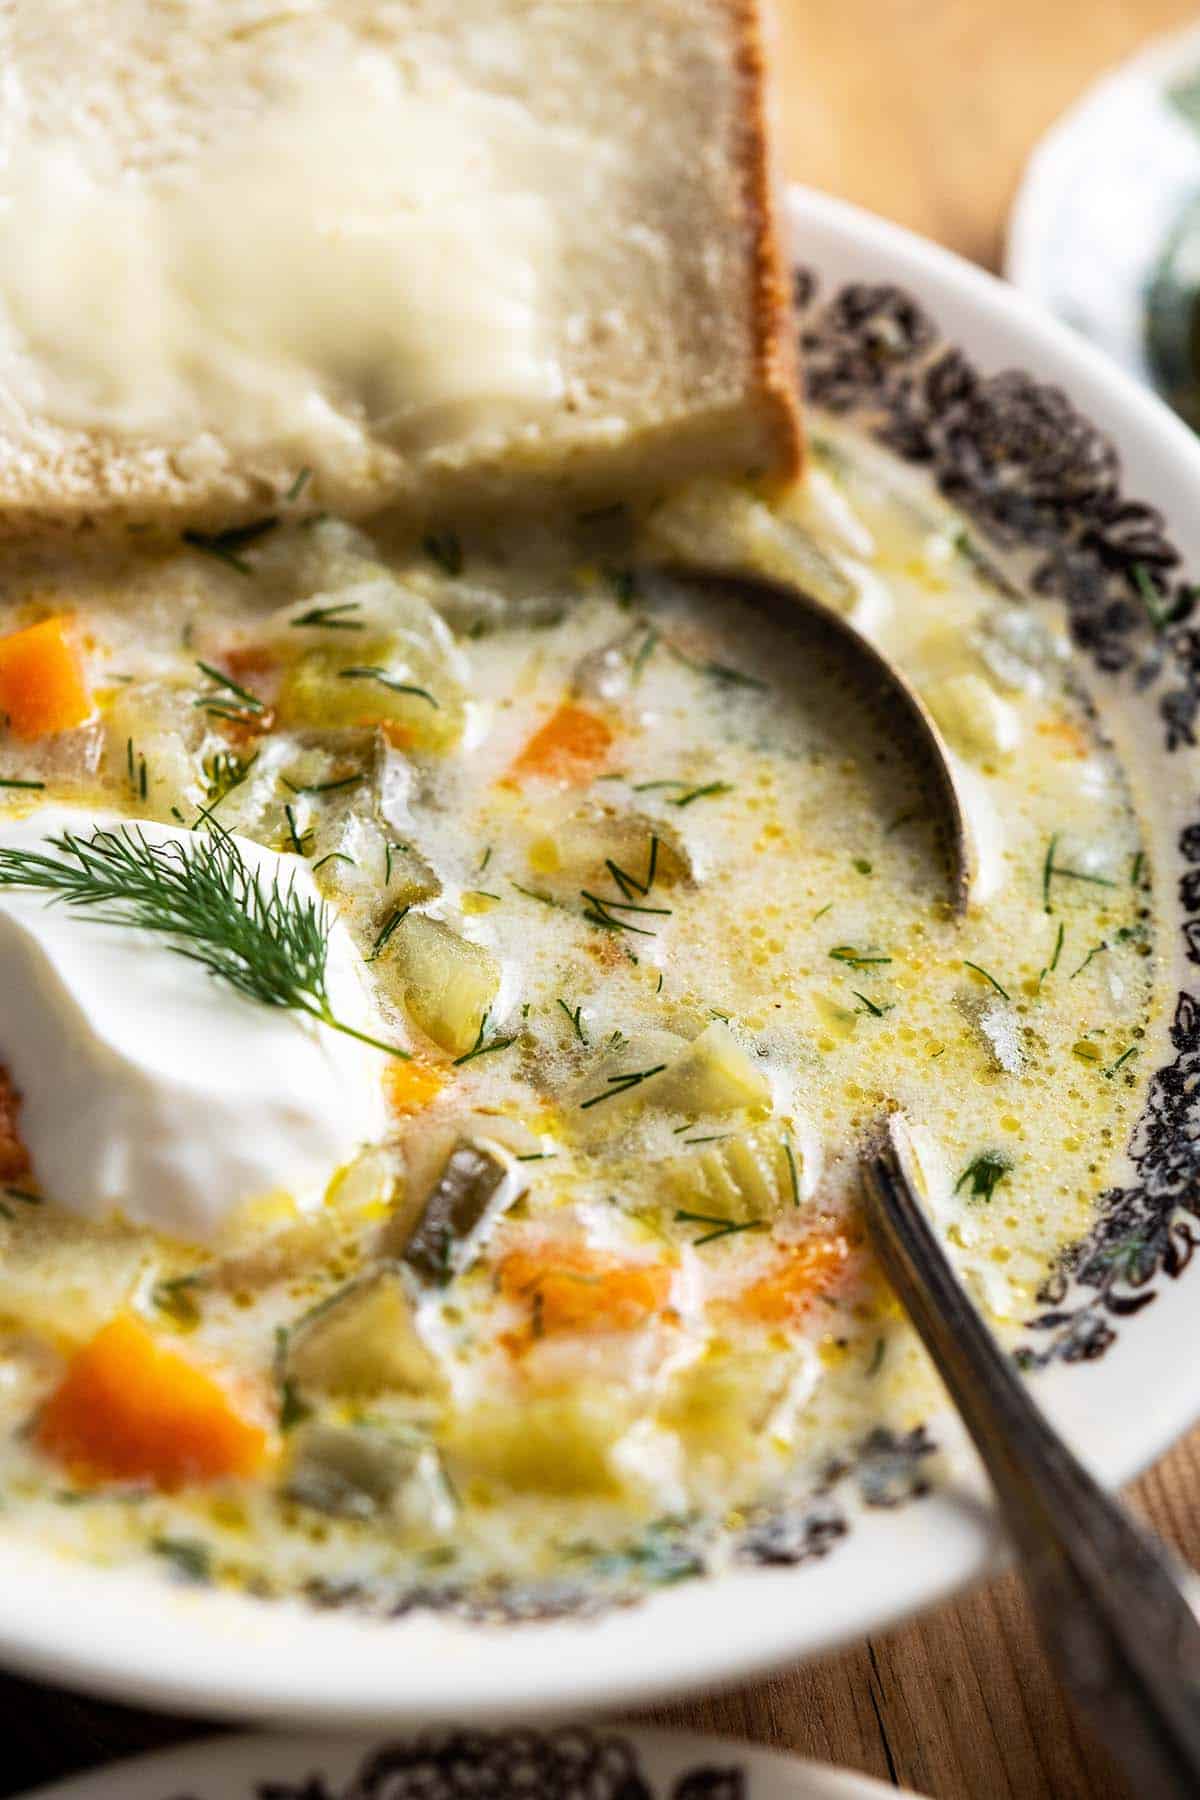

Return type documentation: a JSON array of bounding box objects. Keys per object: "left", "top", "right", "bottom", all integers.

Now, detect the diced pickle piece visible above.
[
  {"left": 442, "top": 1391, "right": 633, "bottom": 1496},
  {"left": 662, "top": 1129, "right": 797, "bottom": 1222},
  {"left": 651, "top": 1022, "right": 771, "bottom": 1116},
  {"left": 924, "top": 672, "right": 1019, "bottom": 760},
  {"left": 399, "top": 1140, "right": 515, "bottom": 1286},
  {"left": 285, "top": 1268, "right": 444, "bottom": 1397},
  {"left": 526, "top": 808, "right": 691, "bottom": 905},
  {"left": 385, "top": 913, "right": 500, "bottom": 1057},
  {"left": 277, "top": 641, "right": 463, "bottom": 754},
  {"left": 284, "top": 1422, "right": 420, "bottom": 1520}
]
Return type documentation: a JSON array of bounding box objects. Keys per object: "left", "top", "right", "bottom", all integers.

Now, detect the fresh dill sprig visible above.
[
  {"left": 423, "top": 529, "right": 464, "bottom": 577},
  {"left": 556, "top": 998, "right": 588, "bottom": 1044},
  {"left": 954, "top": 1150, "right": 1011, "bottom": 1204},
  {"left": 290, "top": 599, "right": 365, "bottom": 632},
  {"left": 579, "top": 1063, "right": 666, "bottom": 1109},
  {"left": 452, "top": 1009, "right": 517, "bottom": 1067},
  {"left": 337, "top": 667, "right": 439, "bottom": 708},
  {"left": 963, "top": 960, "right": 1009, "bottom": 999},
  {"left": 674, "top": 1208, "right": 767, "bottom": 1247},
  {"left": 183, "top": 518, "right": 277, "bottom": 576},
  {"left": 0, "top": 821, "right": 408, "bottom": 1059}
]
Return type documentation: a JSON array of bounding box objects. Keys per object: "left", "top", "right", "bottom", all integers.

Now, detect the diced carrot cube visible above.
[
  {"left": 731, "top": 1234, "right": 851, "bottom": 1324},
  {"left": 508, "top": 705, "right": 613, "bottom": 785},
  {"left": 499, "top": 1245, "right": 672, "bottom": 1347},
  {"left": 36, "top": 1315, "right": 268, "bottom": 1489},
  {"left": 0, "top": 617, "right": 93, "bottom": 740},
  {"left": 385, "top": 1059, "right": 447, "bottom": 1115}
]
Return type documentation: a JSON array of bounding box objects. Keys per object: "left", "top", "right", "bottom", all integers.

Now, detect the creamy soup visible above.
[{"left": 0, "top": 429, "right": 1159, "bottom": 1608}]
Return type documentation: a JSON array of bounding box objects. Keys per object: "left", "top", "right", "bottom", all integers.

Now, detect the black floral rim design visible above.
[
  {"left": 794, "top": 267, "right": 1200, "bottom": 1367},
  {"left": 164, "top": 1728, "right": 744, "bottom": 1800}
]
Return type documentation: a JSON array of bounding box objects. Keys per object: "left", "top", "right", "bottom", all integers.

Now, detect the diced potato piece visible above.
[
  {"left": 384, "top": 913, "right": 500, "bottom": 1057},
  {"left": 442, "top": 1391, "right": 633, "bottom": 1496},
  {"left": 285, "top": 1269, "right": 444, "bottom": 1398},
  {"left": 651, "top": 1022, "right": 771, "bottom": 1116},
  {"left": 277, "top": 641, "right": 463, "bottom": 754},
  {"left": 398, "top": 1141, "right": 516, "bottom": 1285},
  {"left": 284, "top": 1422, "right": 420, "bottom": 1520},
  {"left": 103, "top": 680, "right": 205, "bottom": 821},
  {"left": 662, "top": 1129, "right": 797, "bottom": 1222},
  {"left": 924, "top": 672, "right": 1019, "bottom": 760},
  {"left": 657, "top": 1346, "right": 795, "bottom": 1472},
  {"left": 641, "top": 478, "right": 856, "bottom": 613}
]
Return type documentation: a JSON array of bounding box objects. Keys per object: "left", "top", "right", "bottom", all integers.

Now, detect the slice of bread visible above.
[{"left": 0, "top": 0, "right": 799, "bottom": 536}]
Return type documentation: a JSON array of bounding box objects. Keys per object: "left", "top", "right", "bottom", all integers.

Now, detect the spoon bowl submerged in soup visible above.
[{"left": 0, "top": 424, "right": 1159, "bottom": 1610}]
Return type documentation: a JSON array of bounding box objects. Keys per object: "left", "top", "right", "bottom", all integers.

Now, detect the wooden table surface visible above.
[{"left": 5, "top": 4, "right": 1200, "bottom": 1797}]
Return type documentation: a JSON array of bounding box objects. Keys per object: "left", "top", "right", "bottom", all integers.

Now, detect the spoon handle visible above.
[{"left": 861, "top": 1118, "right": 1200, "bottom": 1796}]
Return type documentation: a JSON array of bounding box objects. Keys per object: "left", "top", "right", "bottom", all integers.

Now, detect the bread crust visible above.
[{"left": 729, "top": 0, "right": 804, "bottom": 482}]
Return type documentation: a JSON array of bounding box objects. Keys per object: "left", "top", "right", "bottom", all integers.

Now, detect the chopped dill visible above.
[
  {"left": 453, "top": 1010, "right": 518, "bottom": 1067},
  {"left": 674, "top": 1209, "right": 767, "bottom": 1247},
  {"left": 515, "top": 1151, "right": 556, "bottom": 1163},
  {"left": 337, "top": 668, "right": 438, "bottom": 708},
  {"left": 478, "top": 845, "right": 493, "bottom": 874},
  {"left": 282, "top": 773, "right": 363, "bottom": 797},
  {"left": 1042, "top": 834, "right": 1117, "bottom": 910},
  {"left": 1131, "top": 561, "right": 1188, "bottom": 633},
  {"left": 632, "top": 627, "right": 659, "bottom": 681},
  {"left": 963, "top": 960, "right": 1009, "bottom": 1000},
  {"left": 423, "top": 529, "right": 463, "bottom": 577},
  {"left": 1070, "top": 940, "right": 1108, "bottom": 979},
  {"left": 680, "top": 1133, "right": 731, "bottom": 1145},
  {"left": 193, "top": 660, "right": 266, "bottom": 724},
  {"left": 1039, "top": 919, "right": 1066, "bottom": 985},
  {"left": 125, "top": 737, "right": 148, "bottom": 801},
  {"left": 383, "top": 841, "right": 410, "bottom": 886},
  {"left": 152, "top": 1537, "right": 213, "bottom": 1582},
  {"left": 886, "top": 809, "right": 916, "bottom": 834},
  {"left": 670, "top": 781, "right": 733, "bottom": 809},
  {"left": 311, "top": 851, "right": 357, "bottom": 873},
  {"left": 3, "top": 1188, "right": 42, "bottom": 1206},
  {"left": 866, "top": 1337, "right": 887, "bottom": 1377},
  {"left": 580, "top": 889, "right": 669, "bottom": 936},
  {"left": 852, "top": 990, "right": 893, "bottom": 1017},
  {"left": 1104, "top": 1046, "right": 1138, "bottom": 1080},
  {"left": 511, "top": 881, "right": 566, "bottom": 910},
  {"left": 556, "top": 998, "right": 588, "bottom": 1044},
  {"left": 811, "top": 902, "right": 833, "bottom": 922},
  {"left": 279, "top": 1376, "right": 311, "bottom": 1432},
  {"left": 853, "top": 858, "right": 873, "bottom": 876},
  {"left": 829, "top": 945, "right": 892, "bottom": 968},
  {"left": 954, "top": 1150, "right": 1011, "bottom": 1204},
  {"left": 604, "top": 566, "right": 637, "bottom": 606},
  {"left": 183, "top": 518, "right": 276, "bottom": 575},
  {"left": 201, "top": 749, "right": 257, "bottom": 807},
  {"left": 283, "top": 803, "right": 311, "bottom": 857},
  {"left": 0, "top": 777, "right": 45, "bottom": 791},
  {"left": 153, "top": 1272, "right": 204, "bottom": 1328},
  {"left": 783, "top": 1138, "right": 800, "bottom": 1206},
  {"left": 579, "top": 1063, "right": 666, "bottom": 1109},
  {"left": 1131, "top": 849, "right": 1145, "bottom": 887},
  {"left": 290, "top": 599, "right": 364, "bottom": 632},
  {"left": 285, "top": 466, "right": 312, "bottom": 504},
  {"left": 369, "top": 906, "right": 410, "bottom": 960},
  {"left": 606, "top": 835, "right": 659, "bottom": 901}
]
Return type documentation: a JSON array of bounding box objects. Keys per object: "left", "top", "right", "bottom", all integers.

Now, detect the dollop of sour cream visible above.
[{"left": 0, "top": 807, "right": 389, "bottom": 1244}]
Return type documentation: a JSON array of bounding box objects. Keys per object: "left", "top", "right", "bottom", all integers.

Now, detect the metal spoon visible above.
[
  {"left": 658, "top": 569, "right": 976, "bottom": 916},
  {"left": 861, "top": 1112, "right": 1200, "bottom": 1796}
]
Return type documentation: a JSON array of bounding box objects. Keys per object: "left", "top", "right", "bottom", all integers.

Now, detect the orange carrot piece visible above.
[
  {"left": 37, "top": 1315, "right": 268, "bottom": 1490},
  {"left": 385, "top": 1059, "right": 447, "bottom": 1115},
  {"left": 508, "top": 705, "right": 613, "bottom": 786},
  {"left": 0, "top": 617, "right": 92, "bottom": 740},
  {"left": 731, "top": 1234, "right": 851, "bottom": 1324},
  {"left": 499, "top": 1246, "right": 672, "bottom": 1345}
]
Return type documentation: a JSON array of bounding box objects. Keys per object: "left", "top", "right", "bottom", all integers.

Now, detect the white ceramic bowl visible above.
[{"left": 2, "top": 185, "right": 1200, "bottom": 1725}]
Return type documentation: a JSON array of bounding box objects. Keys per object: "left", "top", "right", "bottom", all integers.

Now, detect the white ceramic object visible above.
[
  {"left": 17, "top": 1727, "right": 923, "bottom": 1800},
  {"left": 1007, "top": 19, "right": 1200, "bottom": 387},
  {"left": 0, "top": 186, "right": 1199, "bottom": 1726}
]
